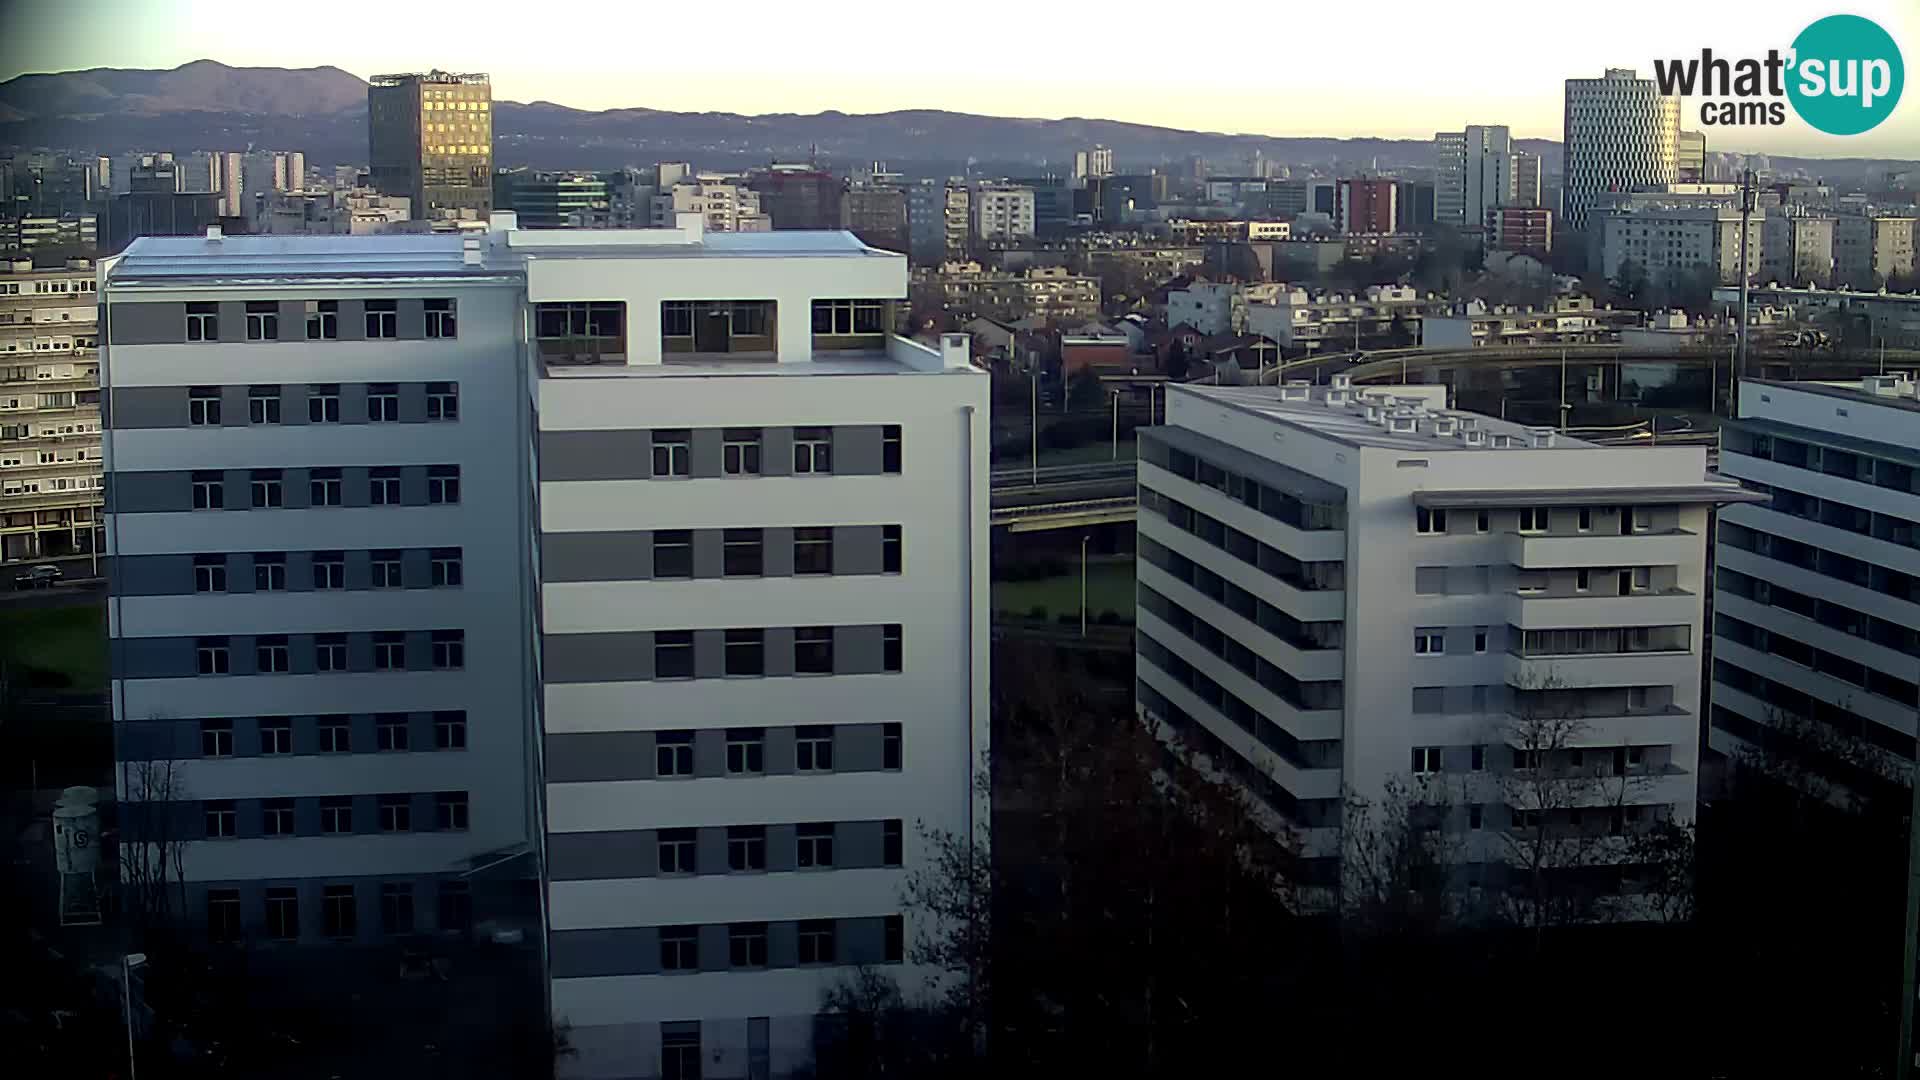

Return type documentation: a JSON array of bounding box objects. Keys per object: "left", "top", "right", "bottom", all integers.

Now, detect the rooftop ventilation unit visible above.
[
  {"left": 1490, "top": 432, "right": 1513, "bottom": 448},
  {"left": 1528, "top": 427, "right": 1557, "bottom": 448},
  {"left": 1460, "top": 427, "right": 1486, "bottom": 446},
  {"left": 1325, "top": 388, "right": 1349, "bottom": 406},
  {"left": 1330, "top": 373, "right": 1353, "bottom": 391},
  {"left": 1432, "top": 416, "right": 1459, "bottom": 437},
  {"left": 1388, "top": 414, "right": 1418, "bottom": 434},
  {"left": 1279, "top": 381, "right": 1310, "bottom": 401},
  {"left": 1364, "top": 404, "right": 1382, "bottom": 423}
]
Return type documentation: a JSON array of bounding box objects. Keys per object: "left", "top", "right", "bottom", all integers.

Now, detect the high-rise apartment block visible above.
[
  {"left": 101, "top": 214, "right": 987, "bottom": 1080},
  {"left": 1334, "top": 178, "right": 1397, "bottom": 235},
  {"left": 1562, "top": 69, "right": 1679, "bottom": 234},
  {"left": 1593, "top": 199, "right": 1763, "bottom": 285},
  {"left": 1434, "top": 126, "right": 1539, "bottom": 229},
  {"left": 1485, "top": 206, "right": 1554, "bottom": 256},
  {"left": 1074, "top": 145, "right": 1115, "bottom": 181},
  {"left": 368, "top": 71, "right": 494, "bottom": 221},
  {"left": 1712, "top": 376, "right": 1920, "bottom": 788},
  {"left": 943, "top": 183, "right": 971, "bottom": 259},
  {"left": 1, "top": 256, "right": 103, "bottom": 564},
  {"left": 1677, "top": 130, "right": 1707, "bottom": 183},
  {"left": 1833, "top": 213, "right": 1917, "bottom": 288},
  {"left": 650, "top": 175, "right": 769, "bottom": 233},
  {"left": 972, "top": 184, "right": 1036, "bottom": 243},
  {"left": 1135, "top": 377, "right": 1753, "bottom": 887}
]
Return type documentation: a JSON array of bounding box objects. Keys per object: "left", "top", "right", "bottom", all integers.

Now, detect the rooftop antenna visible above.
[{"left": 1734, "top": 168, "right": 1755, "bottom": 418}]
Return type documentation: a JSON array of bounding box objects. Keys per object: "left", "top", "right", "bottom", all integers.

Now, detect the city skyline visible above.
[{"left": 2, "top": 0, "right": 1915, "bottom": 158}]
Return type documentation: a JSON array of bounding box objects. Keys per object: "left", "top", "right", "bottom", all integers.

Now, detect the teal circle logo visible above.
[{"left": 1787, "top": 14, "right": 1904, "bottom": 135}]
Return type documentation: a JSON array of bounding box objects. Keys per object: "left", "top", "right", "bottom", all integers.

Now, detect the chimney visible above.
[
  {"left": 940, "top": 333, "right": 971, "bottom": 369},
  {"left": 462, "top": 236, "right": 482, "bottom": 267},
  {"left": 205, "top": 224, "right": 222, "bottom": 242}
]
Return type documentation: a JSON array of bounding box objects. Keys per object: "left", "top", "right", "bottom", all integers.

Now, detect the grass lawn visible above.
[
  {"left": 0, "top": 602, "right": 108, "bottom": 691},
  {"left": 993, "top": 558, "right": 1136, "bottom": 621}
]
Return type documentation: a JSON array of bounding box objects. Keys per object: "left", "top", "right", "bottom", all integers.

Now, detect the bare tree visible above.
[
  {"left": 119, "top": 754, "right": 189, "bottom": 933},
  {"left": 1340, "top": 774, "right": 1473, "bottom": 935}
]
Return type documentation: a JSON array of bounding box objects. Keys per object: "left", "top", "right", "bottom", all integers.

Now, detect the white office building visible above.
[
  {"left": 1562, "top": 69, "right": 1680, "bottom": 233},
  {"left": 1135, "top": 377, "right": 1754, "bottom": 889},
  {"left": 1712, "top": 376, "right": 1920, "bottom": 785},
  {"left": 101, "top": 215, "right": 988, "bottom": 1080}
]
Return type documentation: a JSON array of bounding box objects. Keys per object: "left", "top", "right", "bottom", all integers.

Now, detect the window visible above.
[
  {"left": 871, "top": 523, "right": 900, "bottom": 577},
  {"left": 1576, "top": 569, "right": 1591, "bottom": 592},
  {"left": 260, "top": 718, "right": 292, "bottom": 755},
  {"left": 1577, "top": 507, "right": 1592, "bottom": 532},
  {"left": 1513, "top": 748, "right": 1542, "bottom": 771},
  {"left": 245, "top": 301, "right": 279, "bottom": 341},
  {"left": 197, "top": 637, "right": 230, "bottom": 675},
  {"left": 641, "top": 625, "right": 697, "bottom": 678},
  {"left": 424, "top": 299, "right": 457, "bottom": 338},
  {"left": 884, "top": 914, "right": 904, "bottom": 963},
  {"left": 428, "top": 465, "right": 460, "bottom": 504},
  {"left": 883, "top": 623, "right": 903, "bottom": 673},
  {"left": 727, "top": 826, "right": 767, "bottom": 872},
  {"left": 250, "top": 469, "right": 283, "bottom": 508},
  {"left": 1630, "top": 566, "right": 1651, "bottom": 592},
  {"left": 1515, "top": 572, "right": 1547, "bottom": 595},
  {"left": 1518, "top": 507, "right": 1549, "bottom": 534},
  {"left": 431, "top": 548, "right": 463, "bottom": 587},
  {"left": 188, "top": 386, "right": 222, "bottom": 425},
  {"left": 185, "top": 302, "right": 218, "bottom": 342},
  {"left": 661, "top": 301, "right": 694, "bottom": 338},
  {"left": 727, "top": 728, "right": 765, "bottom": 774},
  {"left": 379, "top": 793, "right": 412, "bottom": 831},
  {"left": 425, "top": 381, "right": 458, "bottom": 420},
  {"left": 1416, "top": 506, "right": 1446, "bottom": 535},
  {"left": 312, "top": 552, "right": 345, "bottom": 590},
  {"left": 796, "top": 725, "right": 834, "bottom": 771},
  {"left": 656, "top": 731, "right": 694, "bottom": 776},
  {"left": 434, "top": 711, "right": 467, "bottom": 750},
  {"left": 811, "top": 299, "right": 885, "bottom": 335},
  {"left": 662, "top": 1024, "right": 701, "bottom": 1080},
  {"left": 797, "top": 823, "right": 835, "bottom": 868},
  {"left": 319, "top": 716, "right": 351, "bottom": 753},
  {"left": 435, "top": 792, "right": 469, "bottom": 831},
  {"left": 1411, "top": 746, "right": 1442, "bottom": 774},
  {"left": 716, "top": 628, "right": 764, "bottom": 677},
  {"left": 370, "top": 467, "right": 401, "bottom": 505},
  {"left": 194, "top": 555, "right": 227, "bottom": 593},
  {"left": 653, "top": 531, "right": 692, "bottom": 579},
  {"left": 1632, "top": 507, "right": 1651, "bottom": 532},
  {"left": 365, "top": 299, "right": 398, "bottom": 338},
  {"left": 256, "top": 635, "right": 290, "bottom": 673},
  {"left": 200, "top": 718, "right": 234, "bottom": 757},
  {"left": 723, "top": 428, "right": 761, "bottom": 475},
  {"left": 367, "top": 384, "right": 399, "bottom": 422},
  {"left": 658, "top": 830, "right": 697, "bottom": 875},
  {"left": 882, "top": 722, "right": 903, "bottom": 769},
  {"left": 883, "top": 819, "right": 904, "bottom": 866},
  {"left": 265, "top": 888, "right": 299, "bottom": 941},
  {"left": 1469, "top": 805, "right": 1484, "bottom": 830},
  {"left": 374, "top": 631, "right": 406, "bottom": 670},
  {"left": 797, "top": 919, "right": 837, "bottom": 965},
  {"left": 438, "top": 882, "right": 472, "bottom": 934},
  {"left": 728, "top": 922, "right": 768, "bottom": 967},
  {"left": 793, "top": 528, "right": 832, "bottom": 575},
  {"left": 660, "top": 926, "right": 698, "bottom": 969},
  {"left": 1512, "top": 809, "right": 1540, "bottom": 831},
  {"left": 1474, "top": 628, "right": 1489, "bottom": 654},
  {"left": 381, "top": 883, "right": 415, "bottom": 934},
  {"left": 321, "top": 796, "right": 353, "bottom": 833},
  {"left": 796, "top": 627, "right": 834, "bottom": 675},
  {"left": 652, "top": 429, "right": 690, "bottom": 477},
  {"left": 1471, "top": 744, "right": 1486, "bottom": 771},
  {"left": 324, "top": 885, "right": 357, "bottom": 939},
  {"left": 310, "top": 467, "right": 342, "bottom": 506},
  {"left": 192, "top": 471, "right": 224, "bottom": 510},
  {"left": 1627, "top": 686, "right": 1651, "bottom": 711},
  {"left": 1414, "top": 629, "right": 1444, "bottom": 655},
  {"left": 723, "top": 529, "right": 763, "bottom": 576},
  {"left": 377, "top": 714, "right": 410, "bottom": 751},
  {"left": 432, "top": 630, "right": 465, "bottom": 670},
  {"left": 794, "top": 427, "right": 831, "bottom": 473},
  {"left": 308, "top": 384, "right": 340, "bottom": 422},
  {"left": 261, "top": 797, "right": 294, "bottom": 836},
  {"left": 306, "top": 300, "right": 338, "bottom": 340},
  {"left": 253, "top": 552, "right": 286, "bottom": 591},
  {"left": 881, "top": 424, "right": 902, "bottom": 473},
  {"left": 1476, "top": 510, "right": 1489, "bottom": 533},
  {"left": 371, "top": 550, "right": 403, "bottom": 587},
  {"left": 204, "top": 799, "right": 236, "bottom": 838},
  {"left": 246, "top": 386, "right": 281, "bottom": 424}
]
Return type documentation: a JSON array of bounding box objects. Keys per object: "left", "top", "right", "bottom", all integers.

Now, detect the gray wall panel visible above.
[
  {"left": 109, "top": 387, "right": 184, "bottom": 428},
  {"left": 762, "top": 527, "right": 794, "bottom": 576},
  {"left": 841, "top": 916, "right": 887, "bottom": 965},
  {"left": 691, "top": 529, "right": 723, "bottom": 579},
  {"left": 541, "top": 531, "right": 650, "bottom": 583},
  {"left": 837, "top": 821, "right": 885, "bottom": 869},
  {"left": 835, "top": 425, "right": 885, "bottom": 475},
  {"left": 838, "top": 724, "right": 885, "bottom": 772},
  {"left": 693, "top": 729, "right": 726, "bottom": 778},
  {"left": 761, "top": 427, "right": 793, "bottom": 477},
  {"left": 692, "top": 629, "right": 723, "bottom": 678},
  {"left": 335, "top": 300, "right": 366, "bottom": 342},
  {"left": 215, "top": 302, "right": 246, "bottom": 343},
  {"left": 219, "top": 385, "right": 248, "bottom": 428},
  {"left": 546, "top": 732, "right": 654, "bottom": 782},
  {"left": 111, "top": 470, "right": 189, "bottom": 514},
  {"left": 114, "top": 554, "right": 192, "bottom": 596},
  {"left": 397, "top": 299, "right": 426, "bottom": 340},
  {"left": 548, "top": 830, "right": 650, "bottom": 881},
  {"left": 119, "top": 636, "right": 197, "bottom": 680},
  {"left": 835, "top": 624, "right": 885, "bottom": 675},
  {"left": 834, "top": 526, "right": 884, "bottom": 575},
  {"left": 543, "top": 631, "right": 653, "bottom": 683},
  {"left": 766, "top": 824, "right": 797, "bottom": 872},
  {"left": 538, "top": 430, "right": 651, "bottom": 482},
  {"left": 764, "top": 627, "right": 795, "bottom": 678},
  {"left": 764, "top": 725, "right": 796, "bottom": 774},
  {"left": 689, "top": 428, "right": 723, "bottom": 479},
  {"left": 108, "top": 302, "right": 185, "bottom": 345},
  {"left": 398, "top": 382, "right": 429, "bottom": 423},
  {"left": 551, "top": 928, "right": 656, "bottom": 978}
]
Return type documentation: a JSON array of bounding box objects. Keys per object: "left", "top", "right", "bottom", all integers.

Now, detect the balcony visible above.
[
  {"left": 1506, "top": 649, "right": 1695, "bottom": 690},
  {"left": 1506, "top": 589, "right": 1699, "bottom": 630},
  {"left": 1504, "top": 528, "right": 1699, "bottom": 569}
]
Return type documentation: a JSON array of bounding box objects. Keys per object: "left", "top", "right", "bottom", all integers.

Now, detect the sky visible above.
[{"left": 1, "top": 0, "right": 1916, "bottom": 158}]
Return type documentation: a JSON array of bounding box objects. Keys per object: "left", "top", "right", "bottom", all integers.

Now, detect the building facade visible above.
[
  {"left": 972, "top": 185, "right": 1037, "bottom": 244},
  {"left": 368, "top": 71, "right": 495, "bottom": 221},
  {"left": 1335, "top": 179, "right": 1397, "bottom": 236},
  {"left": 1562, "top": 69, "right": 1680, "bottom": 234},
  {"left": 1833, "top": 213, "right": 1917, "bottom": 288},
  {"left": 1593, "top": 200, "right": 1763, "bottom": 285},
  {"left": 652, "top": 176, "right": 771, "bottom": 234},
  {"left": 1, "top": 257, "right": 103, "bottom": 564},
  {"left": 1485, "top": 206, "right": 1554, "bottom": 257},
  {"left": 1137, "top": 377, "right": 1753, "bottom": 892}
]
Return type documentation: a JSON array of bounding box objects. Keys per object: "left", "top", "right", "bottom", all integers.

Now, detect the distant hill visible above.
[{"left": 1, "top": 61, "right": 1911, "bottom": 184}]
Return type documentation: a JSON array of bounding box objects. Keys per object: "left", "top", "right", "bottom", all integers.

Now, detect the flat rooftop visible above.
[{"left": 1182, "top": 383, "right": 1600, "bottom": 452}]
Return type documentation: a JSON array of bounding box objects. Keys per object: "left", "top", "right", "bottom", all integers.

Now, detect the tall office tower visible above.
[
  {"left": 1562, "top": 69, "right": 1680, "bottom": 234},
  {"left": 1676, "top": 130, "right": 1707, "bottom": 183},
  {"left": 272, "top": 153, "right": 289, "bottom": 193},
  {"left": 1135, "top": 377, "right": 1753, "bottom": 891},
  {"left": 96, "top": 156, "right": 112, "bottom": 195},
  {"left": 1712, "top": 375, "right": 1920, "bottom": 790},
  {"left": 971, "top": 184, "right": 1036, "bottom": 243},
  {"left": 0, "top": 257, "right": 103, "bottom": 565},
  {"left": 368, "top": 71, "right": 494, "bottom": 221},
  {"left": 101, "top": 214, "right": 987, "bottom": 1080},
  {"left": 288, "top": 152, "right": 306, "bottom": 191},
  {"left": 656, "top": 162, "right": 692, "bottom": 189},
  {"left": 1072, "top": 145, "right": 1115, "bottom": 182},
  {"left": 1433, "top": 125, "right": 1529, "bottom": 227},
  {"left": 750, "top": 166, "right": 844, "bottom": 231},
  {"left": 181, "top": 153, "right": 220, "bottom": 194},
  {"left": 1511, "top": 152, "right": 1542, "bottom": 209},
  {"left": 219, "top": 152, "right": 244, "bottom": 217}
]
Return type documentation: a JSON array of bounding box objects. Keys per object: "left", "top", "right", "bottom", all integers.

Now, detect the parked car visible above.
[{"left": 13, "top": 563, "right": 62, "bottom": 589}]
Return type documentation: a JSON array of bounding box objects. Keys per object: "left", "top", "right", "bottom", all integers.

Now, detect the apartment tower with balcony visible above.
[
  {"left": 2, "top": 256, "right": 104, "bottom": 565},
  {"left": 1135, "top": 377, "right": 1756, "bottom": 895}
]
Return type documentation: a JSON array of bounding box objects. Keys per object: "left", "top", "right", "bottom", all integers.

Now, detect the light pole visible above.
[
  {"left": 1029, "top": 366, "right": 1039, "bottom": 486},
  {"left": 122, "top": 951, "right": 147, "bottom": 1080},
  {"left": 1110, "top": 390, "right": 1120, "bottom": 461},
  {"left": 1079, "top": 534, "right": 1090, "bottom": 638}
]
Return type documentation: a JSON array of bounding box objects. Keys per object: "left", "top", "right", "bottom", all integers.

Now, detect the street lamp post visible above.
[
  {"left": 123, "top": 951, "right": 147, "bottom": 1080},
  {"left": 1029, "top": 367, "right": 1039, "bottom": 487},
  {"left": 1080, "top": 534, "right": 1090, "bottom": 638},
  {"left": 1110, "top": 390, "right": 1120, "bottom": 461}
]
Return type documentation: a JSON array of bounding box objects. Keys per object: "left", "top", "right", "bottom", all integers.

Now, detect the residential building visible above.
[
  {"left": 1593, "top": 200, "right": 1763, "bottom": 285},
  {"left": 1335, "top": 179, "right": 1397, "bottom": 236},
  {"left": 4, "top": 215, "right": 98, "bottom": 252},
  {"left": 1715, "top": 285, "right": 1920, "bottom": 349},
  {"left": 1712, "top": 375, "right": 1920, "bottom": 789},
  {"left": 1074, "top": 145, "right": 1115, "bottom": 181},
  {"left": 1562, "top": 69, "right": 1680, "bottom": 234},
  {"left": 750, "top": 166, "right": 843, "bottom": 231},
  {"left": 0, "top": 257, "right": 102, "bottom": 564},
  {"left": 1760, "top": 211, "right": 1835, "bottom": 287},
  {"left": 651, "top": 176, "right": 770, "bottom": 233},
  {"left": 1137, "top": 377, "right": 1754, "bottom": 888},
  {"left": 1244, "top": 285, "right": 1444, "bottom": 351},
  {"left": 1164, "top": 282, "right": 1270, "bottom": 337},
  {"left": 919, "top": 261, "right": 1101, "bottom": 323},
  {"left": 1677, "top": 130, "right": 1707, "bottom": 183},
  {"left": 1396, "top": 181, "right": 1437, "bottom": 233},
  {"left": 368, "top": 70, "right": 494, "bottom": 221},
  {"left": 841, "top": 184, "right": 909, "bottom": 253},
  {"left": 972, "top": 185, "right": 1036, "bottom": 244},
  {"left": 100, "top": 216, "right": 987, "bottom": 1080},
  {"left": 1485, "top": 206, "right": 1554, "bottom": 257},
  {"left": 942, "top": 183, "right": 970, "bottom": 261},
  {"left": 219, "top": 151, "right": 244, "bottom": 217},
  {"left": 1007, "top": 176, "right": 1074, "bottom": 238},
  {"left": 1435, "top": 126, "right": 1524, "bottom": 228},
  {"left": 1832, "top": 213, "right": 1917, "bottom": 288}
]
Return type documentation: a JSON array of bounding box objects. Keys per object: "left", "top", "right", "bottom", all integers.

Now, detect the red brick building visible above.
[
  {"left": 1335, "top": 179, "right": 1398, "bottom": 235},
  {"left": 1484, "top": 206, "right": 1554, "bottom": 256}
]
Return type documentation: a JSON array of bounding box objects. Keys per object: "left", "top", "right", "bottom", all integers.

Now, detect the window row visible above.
[
  {"left": 1406, "top": 742, "right": 1651, "bottom": 778},
  {"left": 661, "top": 626, "right": 901, "bottom": 678},
  {"left": 1717, "top": 565, "right": 1920, "bottom": 660},
  {"left": 198, "top": 791, "right": 469, "bottom": 839},
  {"left": 181, "top": 711, "right": 468, "bottom": 758},
  {"left": 648, "top": 425, "right": 901, "bottom": 477},
  {"left": 1138, "top": 629, "right": 1342, "bottom": 772},
  {"left": 545, "top": 722, "right": 903, "bottom": 784},
  {"left": 1515, "top": 624, "right": 1690, "bottom": 657},
  {"left": 654, "top": 914, "right": 904, "bottom": 973},
  {"left": 204, "top": 879, "right": 471, "bottom": 946},
  {"left": 184, "top": 298, "right": 457, "bottom": 342},
  {"left": 660, "top": 724, "right": 899, "bottom": 777},
  {"left": 188, "top": 548, "right": 462, "bottom": 593},
  {"left": 644, "top": 526, "right": 901, "bottom": 578},
  {"left": 1411, "top": 626, "right": 1493, "bottom": 656},
  {"left": 1136, "top": 679, "right": 1341, "bottom": 829},
  {"left": 1140, "top": 487, "right": 1345, "bottom": 593},
  {"left": 185, "top": 381, "right": 458, "bottom": 425},
  {"left": 1138, "top": 593, "right": 1344, "bottom": 714},
  {"left": 184, "top": 630, "right": 465, "bottom": 676},
  {"left": 1752, "top": 478, "right": 1920, "bottom": 554},
  {"left": 559, "top": 819, "right": 904, "bottom": 879},
  {"left": 544, "top": 624, "right": 904, "bottom": 684},
  {"left": 1416, "top": 504, "right": 1660, "bottom": 537},
  {"left": 1717, "top": 611, "right": 1919, "bottom": 709},
  {"left": 1141, "top": 433, "right": 1347, "bottom": 531},
  {"left": 1139, "top": 536, "right": 1344, "bottom": 650},
  {"left": 1721, "top": 520, "right": 1920, "bottom": 606},
  {"left": 188, "top": 465, "right": 460, "bottom": 509},
  {"left": 1736, "top": 429, "right": 1920, "bottom": 499},
  {"left": 1713, "top": 661, "right": 1918, "bottom": 761}
]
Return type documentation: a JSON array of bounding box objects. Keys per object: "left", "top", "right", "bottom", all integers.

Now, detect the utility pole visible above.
[
  {"left": 1029, "top": 367, "right": 1038, "bottom": 486},
  {"left": 1559, "top": 347, "right": 1568, "bottom": 431},
  {"left": 1110, "top": 390, "right": 1120, "bottom": 460},
  {"left": 1734, "top": 168, "right": 1755, "bottom": 418}
]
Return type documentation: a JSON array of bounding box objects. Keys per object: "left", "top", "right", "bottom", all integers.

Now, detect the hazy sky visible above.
[{"left": 2, "top": 0, "right": 1916, "bottom": 157}]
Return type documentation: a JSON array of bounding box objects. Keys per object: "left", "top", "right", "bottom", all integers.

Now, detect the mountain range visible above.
[{"left": 2, "top": 60, "right": 1911, "bottom": 182}]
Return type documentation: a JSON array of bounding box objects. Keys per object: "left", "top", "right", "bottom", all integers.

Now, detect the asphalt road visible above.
[{"left": 1, "top": 579, "right": 105, "bottom": 609}]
